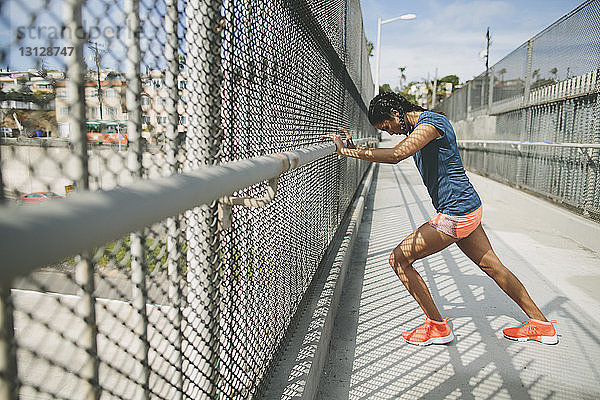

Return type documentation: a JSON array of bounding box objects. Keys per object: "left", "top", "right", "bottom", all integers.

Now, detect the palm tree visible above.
[
  {"left": 398, "top": 67, "right": 407, "bottom": 90},
  {"left": 549, "top": 67, "right": 558, "bottom": 82}
]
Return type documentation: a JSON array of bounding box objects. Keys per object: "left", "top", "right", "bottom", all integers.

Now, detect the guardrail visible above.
[
  {"left": 458, "top": 140, "right": 600, "bottom": 149},
  {"left": 458, "top": 139, "right": 600, "bottom": 220}
]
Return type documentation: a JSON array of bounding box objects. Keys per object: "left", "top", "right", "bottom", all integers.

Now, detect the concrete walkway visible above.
[{"left": 316, "top": 138, "right": 600, "bottom": 399}]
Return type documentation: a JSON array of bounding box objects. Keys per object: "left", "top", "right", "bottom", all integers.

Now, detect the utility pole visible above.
[
  {"left": 482, "top": 27, "right": 491, "bottom": 109},
  {"left": 485, "top": 27, "right": 490, "bottom": 76},
  {"left": 88, "top": 41, "right": 105, "bottom": 120}
]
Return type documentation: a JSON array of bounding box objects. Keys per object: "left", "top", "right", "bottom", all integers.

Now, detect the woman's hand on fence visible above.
[
  {"left": 321, "top": 132, "right": 344, "bottom": 154},
  {"left": 339, "top": 127, "right": 356, "bottom": 149}
]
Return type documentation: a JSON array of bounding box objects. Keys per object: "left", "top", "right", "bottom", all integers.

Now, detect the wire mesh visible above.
[
  {"left": 490, "top": 43, "right": 528, "bottom": 106},
  {"left": 0, "top": 0, "right": 375, "bottom": 399},
  {"left": 435, "top": 0, "right": 600, "bottom": 221}
]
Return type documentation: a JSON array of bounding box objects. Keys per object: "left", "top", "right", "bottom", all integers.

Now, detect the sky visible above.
[
  {"left": 359, "top": 0, "right": 585, "bottom": 86},
  {"left": 0, "top": 0, "right": 588, "bottom": 83},
  {"left": 0, "top": 0, "right": 169, "bottom": 72}
]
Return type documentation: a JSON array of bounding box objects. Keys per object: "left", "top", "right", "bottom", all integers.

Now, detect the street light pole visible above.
[
  {"left": 374, "top": 13, "right": 416, "bottom": 95},
  {"left": 375, "top": 18, "right": 382, "bottom": 95}
]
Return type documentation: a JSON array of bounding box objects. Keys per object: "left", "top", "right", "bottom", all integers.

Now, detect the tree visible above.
[
  {"left": 366, "top": 40, "right": 374, "bottom": 57},
  {"left": 33, "top": 62, "right": 57, "bottom": 109},
  {"left": 378, "top": 82, "right": 418, "bottom": 105},
  {"left": 379, "top": 83, "right": 393, "bottom": 93},
  {"left": 530, "top": 69, "right": 555, "bottom": 89},
  {"left": 399, "top": 83, "right": 418, "bottom": 104},
  {"left": 35, "top": 61, "right": 49, "bottom": 79},
  {"left": 434, "top": 75, "right": 460, "bottom": 103},
  {"left": 106, "top": 71, "right": 121, "bottom": 80},
  {"left": 32, "top": 90, "right": 54, "bottom": 107},
  {"left": 439, "top": 75, "right": 459, "bottom": 87}
]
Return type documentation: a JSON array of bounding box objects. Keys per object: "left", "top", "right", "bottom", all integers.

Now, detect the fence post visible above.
[
  {"left": 524, "top": 38, "right": 534, "bottom": 107},
  {"left": 0, "top": 282, "right": 17, "bottom": 400},
  {"left": 480, "top": 76, "right": 485, "bottom": 110},
  {"left": 183, "top": 0, "right": 223, "bottom": 398},
  {"left": 65, "top": 0, "right": 99, "bottom": 398},
  {"left": 466, "top": 81, "right": 472, "bottom": 119},
  {"left": 488, "top": 66, "right": 494, "bottom": 112},
  {"left": 124, "top": 0, "right": 151, "bottom": 397},
  {"left": 164, "top": 0, "right": 184, "bottom": 397}
]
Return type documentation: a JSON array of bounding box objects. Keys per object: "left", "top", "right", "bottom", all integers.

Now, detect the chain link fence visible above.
[
  {"left": 0, "top": 0, "right": 376, "bottom": 398},
  {"left": 435, "top": 0, "right": 600, "bottom": 221}
]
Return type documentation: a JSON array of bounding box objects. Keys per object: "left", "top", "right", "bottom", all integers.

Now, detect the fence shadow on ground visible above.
[{"left": 318, "top": 161, "right": 600, "bottom": 400}]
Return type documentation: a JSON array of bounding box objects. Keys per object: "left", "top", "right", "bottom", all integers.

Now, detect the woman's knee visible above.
[
  {"left": 389, "top": 247, "right": 412, "bottom": 272},
  {"left": 477, "top": 251, "right": 504, "bottom": 277}
]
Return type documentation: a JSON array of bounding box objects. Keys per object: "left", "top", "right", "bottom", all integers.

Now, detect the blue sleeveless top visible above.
[{"left": 411, "top": 111, "right": 481, "bottom": 216}]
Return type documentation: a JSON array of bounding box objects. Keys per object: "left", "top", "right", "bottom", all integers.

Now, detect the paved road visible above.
[{"left": 317, "top": 137, "right": 600, "bottom": 399}]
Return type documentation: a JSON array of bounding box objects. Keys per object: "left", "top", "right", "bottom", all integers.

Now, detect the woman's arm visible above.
[{"left": 324, "top": 123, "right": 441, "bottom": 164}]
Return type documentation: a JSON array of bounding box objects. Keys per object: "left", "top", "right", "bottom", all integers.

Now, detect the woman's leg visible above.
[
  {"left": 457, "top": 224, "right": 547, "bottom": 321},
  {"left": 389, "top": 222, "right": 459, "bottom": 322}
]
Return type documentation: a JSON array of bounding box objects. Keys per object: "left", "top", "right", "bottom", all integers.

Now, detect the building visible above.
[
  {"left": 2, "top": 67, "right": 189, "bottom": 141},
  {"left": 408, "top": 82, "right": 429, "bottom": 108},
  {"left": 54, "top": 69, "right": 188, "bottom": 142},
  {"left": 141, "top": 69, "right": 188, "bottom": 143},
  {"left": 55, "top": 75, "right": 128, "bottom": 138}
]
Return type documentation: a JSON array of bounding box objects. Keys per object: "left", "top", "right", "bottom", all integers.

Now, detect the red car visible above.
[{"left": 15, "top": 192, "right": 64, "bottom": 205}]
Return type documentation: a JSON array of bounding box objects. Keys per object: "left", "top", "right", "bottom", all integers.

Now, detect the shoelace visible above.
[
  {"left": 418, "top": 319, "right": 432, "bottom": 335},
  {"left": 521, "top": 320, "right": 558, "bottom": 334}
]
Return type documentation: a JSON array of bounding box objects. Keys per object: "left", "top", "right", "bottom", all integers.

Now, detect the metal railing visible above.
[
  {"left": 0, "top": 0, "right": 377, "bottom": 398},
  {"left": 458, "top": 140, "right": 600, "bottom": 149},
  {"left": 436, "top": 0, "right": 600, "bottom": 222},
  {"left": 0, "top": 140, "right": 376, "bottom": 280},
  {"left": 458, "top": 140, "right": 600, "bottom": 219}
]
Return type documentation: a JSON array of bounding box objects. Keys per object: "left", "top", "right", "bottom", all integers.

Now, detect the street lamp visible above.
[{"left": 374, "top": 13, "right": 416, "bottom": 95}]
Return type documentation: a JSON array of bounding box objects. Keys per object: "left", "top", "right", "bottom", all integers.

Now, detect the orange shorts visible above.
[{"left": 428, "top": 205, "right": 483, "bottom": 239}]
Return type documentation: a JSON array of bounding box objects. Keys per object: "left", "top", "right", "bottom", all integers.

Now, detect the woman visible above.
[{"left": 322, "top": 92, "right": 557, "bottom": 346}]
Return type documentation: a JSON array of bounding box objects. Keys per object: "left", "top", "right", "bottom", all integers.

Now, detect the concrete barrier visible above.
[{"left": 261, "top": 163, "right": 375, "bottom": 400}]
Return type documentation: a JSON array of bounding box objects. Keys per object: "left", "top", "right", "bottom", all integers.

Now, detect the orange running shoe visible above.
[
  {"left": 402, "top": 317, "right": 455, "bottom": 346},
  {"left": 502, "top": 319, "right": 558, "bottom": 344}
]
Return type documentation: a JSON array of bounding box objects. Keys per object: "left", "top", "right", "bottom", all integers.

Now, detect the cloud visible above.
[
  {"left": 433, "top": 0, "right": 517, "bottom": 29},
  {"left": 372, "top": 0, "right": 523, "bottom": 83},
  {"left": 368, "top": 0, "right": 583, "bottom": 85}
]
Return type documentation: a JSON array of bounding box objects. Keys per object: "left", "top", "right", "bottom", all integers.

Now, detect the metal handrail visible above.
[
  {"left": 458, "top": 139, "right": 600, "bottom": 149},
  {"left": 0, "top": 138, "right": 375, "bottom": 281}
]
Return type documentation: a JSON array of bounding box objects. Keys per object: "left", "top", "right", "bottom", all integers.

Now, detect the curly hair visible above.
[{"left": 367, "top": 91, "right": 426, "bottom": 126}]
